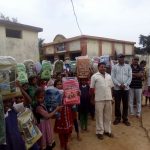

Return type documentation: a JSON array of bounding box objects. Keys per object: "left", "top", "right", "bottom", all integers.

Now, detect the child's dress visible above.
[
  {"left": 5, "top": 109, "right": 26, "bottom": 150},
  {"left": 35, "top": 103, "right": 54, "bottom": 150},
  {"left": 79, "top": 84, "right": 90, "bottom": 129},
  {"left": 54, "top": 105, "right": 73, "bottom": 134}
]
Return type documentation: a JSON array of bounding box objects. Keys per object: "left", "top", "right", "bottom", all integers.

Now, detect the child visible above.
[
  {"left": 72, "top": 105, "right": 82, "bottom": 141},
  {"left": 28, "top": 75, "right": 38, "bottom": 107},
  {"left": 34, "top": 87, "right": 62, "bottom": 150},
  {"left": 54, "top": 79, "right": 73, "bottom": 150},
  {"left": 79, "top": 78, "right": 90, "bottom": 131},
  {"left": 0, "top": 81, "right": 34, "bottom": 150}
]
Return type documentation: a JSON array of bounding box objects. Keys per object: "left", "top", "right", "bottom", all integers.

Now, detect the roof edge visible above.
[
  {"left": 0, "top": 19, "right": 43, "bottom": 32},
  {"left": 43, "top": 34, "right": 135, "bottom": 47}
]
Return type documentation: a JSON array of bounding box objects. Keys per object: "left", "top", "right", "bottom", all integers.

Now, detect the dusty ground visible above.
[{"left": 53, "top": 106, "right": 150, "bottom": 150}]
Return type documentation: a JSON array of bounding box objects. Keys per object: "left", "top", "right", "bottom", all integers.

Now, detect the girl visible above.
[
  {"left": 0, "top": 81, "right": 34, "bottom": 150},
  {"left": 28, "top": 75, "right": 38, "bottom": 107},
  {"left": 79, "top": 78, "right": 90, "bottom": 131},
  {"left": 54, "top": 79, "right": 73, "bottom": 150},
  {"left": 34, "top": 87, "right": 62, "bottom": 150}
]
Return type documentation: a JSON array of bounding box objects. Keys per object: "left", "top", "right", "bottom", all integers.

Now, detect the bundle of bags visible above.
[{"left": 0, "top": 56, "right": 17, "bottom": 95}]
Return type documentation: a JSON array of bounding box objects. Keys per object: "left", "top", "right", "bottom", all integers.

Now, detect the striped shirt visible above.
[
  {"left": 130, "top": 64, "right": 143, "bottom": 89},
  {"left": 111, "top": 63, "right": 132, "bottom": 90}
]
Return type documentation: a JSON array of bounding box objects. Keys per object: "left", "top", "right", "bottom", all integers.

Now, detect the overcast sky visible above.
[{"left": 0, "top": 0, "right": 150, "bottom": 46}]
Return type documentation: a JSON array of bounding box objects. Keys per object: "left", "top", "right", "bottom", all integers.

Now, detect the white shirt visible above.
[
  {"left": 111, "top": 63, "right": 132, "bottom": 90},
  {"left": 90, "top": 72, "right": 114, "bottom": 101}
]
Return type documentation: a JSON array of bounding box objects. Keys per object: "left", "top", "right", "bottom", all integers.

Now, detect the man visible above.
[
  {"left": 90, "top": 62, "right": 114, "bottom": 140},
  {"left": 111, "top": 54, "right": 132, "bottom": 126},
  {"left": 129, "top": 56, "right": 143, "bottom": 118}
]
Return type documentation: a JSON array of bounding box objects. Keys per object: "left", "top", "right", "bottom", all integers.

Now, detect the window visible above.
[
  {"left": 56, "top": 43, "right": 65, "bottom": 52},
  {"left": 6, "top": 28, "right": 22, "bottom": 39}
]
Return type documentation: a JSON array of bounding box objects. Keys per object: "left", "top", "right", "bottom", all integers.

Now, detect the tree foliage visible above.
[
  {"left": 139, "top": 34, "right": 150, "bottom": 54},
  {"left": 0, "top": 12, "right": 18, "bottom": 22},
  {"left": 38, "top": 38, "right": 45, "bottom": 62}
]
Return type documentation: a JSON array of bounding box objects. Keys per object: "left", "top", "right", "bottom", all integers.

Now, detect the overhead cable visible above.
[{"left": 70, "top": 0, "right": 83, "bottom": 35}]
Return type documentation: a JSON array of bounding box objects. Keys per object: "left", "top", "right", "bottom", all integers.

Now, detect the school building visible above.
[{"left": 43, "top": 34, "right": 135, "bottom": 62}]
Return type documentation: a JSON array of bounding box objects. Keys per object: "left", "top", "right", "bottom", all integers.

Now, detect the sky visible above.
[{"left": 0, "top": 0, "right": 150, "bottom": 46}]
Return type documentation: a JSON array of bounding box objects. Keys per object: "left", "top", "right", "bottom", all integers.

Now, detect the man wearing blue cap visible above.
[{"left": 111, "top": 54, "right": 132, "bottom": 126}]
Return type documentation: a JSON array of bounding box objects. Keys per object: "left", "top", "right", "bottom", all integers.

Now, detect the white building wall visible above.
[
  {"left": 114, "top": 43, "right": 123, "bottom": 54},
  {"left": 125, "top": 44, "right": 133, "bottom": 55},
  {"left": 0, "top": 26, "right": 39, "bottom": 63},
  {"left": 69, "top": 40, "right": 80, "bottom": 51},
  {"left": 87, "top": 39, "right": 99, "bottom": 57},
  {"left": 0, "top": 26, "right": 6, "bottom": 55},
  {"left": 45, "top": 46, "right": 54, "bottom": 54},
  {"left": 102, "top": 41, "right": 112, "bottom": 55}
]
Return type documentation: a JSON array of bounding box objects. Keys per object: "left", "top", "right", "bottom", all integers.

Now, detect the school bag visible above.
[
  {"left": 24, "top": 60, "right": 37, "bottom": 78},
  {"left": 53, "top": 60, "right": 64, "bottom": 74},
  {"left": 40, "top": 60, "right": 52, "bottom": 80},
  {"left": 34, "top": 62, "right": 42, "bottom": 75},
  {"left": 0, "top": 56, "right": 17, "bottom": 95},
  {"left": 45, "top": 87, "right": 62, "bottom": 118},
  {"left": 17, "top": 108, "right": 42, "bottom": 150},
  {"left": 17, "top": 63, "right": 28, "bottom": 84}
]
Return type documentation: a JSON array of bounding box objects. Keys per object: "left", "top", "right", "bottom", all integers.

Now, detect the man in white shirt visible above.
[
  {"left": 111, "top": 54, "right": 132, "bottom": 126},
  {"left": 90, "top": 62, "right": 114, "bottom": 140}
]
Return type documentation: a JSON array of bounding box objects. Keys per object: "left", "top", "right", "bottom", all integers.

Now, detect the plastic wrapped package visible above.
[
  {"left": 17, "top": 63, "right": 28, "bottom": 84},
  {"left": 0, "top": 56, "right": 17, "bottom": 95},
  {"left": 76, "top": 56, "right": 90, "bottom": 78},
  {"left": 40, "top": 60, "right": 52, "bottom": 80},
  {"left": 24, "top": 60, "right": 37, "bottom": 78},
  {"left": 62, "top": 77, "right": 80, "bottom": 105},
  {"left": 17, "top": 108, "right": 42, "bottom": 150}
]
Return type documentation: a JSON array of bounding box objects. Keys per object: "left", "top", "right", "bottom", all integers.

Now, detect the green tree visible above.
[
  {"left": 139, "top": 34, "right": 150, "bottom": 54},
  {"left": 38, "top": 38, "right": 45, "bottom": 62}
]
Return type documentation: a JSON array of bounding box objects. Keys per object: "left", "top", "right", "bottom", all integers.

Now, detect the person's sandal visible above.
[
  {"left": 104, "top": 132, "right": 114, "bottom": 138},
  {"left": 113, "top": 119, "right": 120, "bottom": 125},
  {"left": 96, "top": 134, "right": 104, "bottom": 140},
  {"left": 123, "top": 121, "right": 131, "bottom": 126}
]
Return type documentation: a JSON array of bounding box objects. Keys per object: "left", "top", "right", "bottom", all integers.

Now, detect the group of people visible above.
[
  {"left": 91, "top": 53, "right": 149, "bottom": 140},
  {"left": 0, "top": 53, "right": 149, "bottom": 150}
]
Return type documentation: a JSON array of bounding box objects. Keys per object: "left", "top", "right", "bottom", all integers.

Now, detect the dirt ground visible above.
[{"left": 53, "top": 106, "right": 150, "bottom": 150}]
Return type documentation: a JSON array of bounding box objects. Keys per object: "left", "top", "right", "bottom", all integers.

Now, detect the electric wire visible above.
[{"left": 70, "top": 0, "right": 83, "bottom": 35}]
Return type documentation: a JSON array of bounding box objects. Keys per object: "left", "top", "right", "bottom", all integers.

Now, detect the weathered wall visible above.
[
  {"left": 69, "top": 40, "right": 80, "bottom": 51},
  {"left": 125, "top": 44, "right": 133, "bottom": 55},
  {"left": 0, "top": 26, "right": 6, "bottom": 55},
  {"left": 114, "top": 43, "right": 123, "bottom": 54},
  {"left": 102, "top": 41, "right": 112, "bottom": 55},
  {"left": 0, "top": 26, "right": 39, "bottom": 63},
  {"left": 87, "top": 39, "right": 99, "bottom": 57},
  {"left": 45, "top": 45, "right": 54, "bottom": 55}
]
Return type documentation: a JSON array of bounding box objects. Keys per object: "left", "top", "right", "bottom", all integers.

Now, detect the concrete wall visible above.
[
  {"left": 114, "top": 43, "right": 123, "bottom": 54},
  {"left": 45, "top": 45, "right": 54, "bottom": 54},
  {"left": 102, "top": 41, "right": 112, "bottom": 55},
  {"left": 87, "top": 39, "right": 99, "bottom": 57},
  {"left": 69, "top": 40, "right": 80, "bottom": 51},
  {"left": 0, "top": 25, "right": 39, "bottom": 63},
  {"left": 125, "top": 44, "right": 133, "bottom": 55}
]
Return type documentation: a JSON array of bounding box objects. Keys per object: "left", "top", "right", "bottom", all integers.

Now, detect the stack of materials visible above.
[
  {"left": 17, "top": 108, "right": 42, "bottom": 149},
  {"left": 76, "top": 56, "right": 90, "bottom": 78},
  {"left": 17, "top": 63, "right": 28, "bottom": 84},
  {"left": 0, "top": 56, "right": 17, "bottom": 95},
  {"left": 62, "top": 77, "right": 80, "bottom": 105},
  {"left": 40, "top": 60, "right": 52, "bottom": 80},
  {"left": 53, "top": 60, "right": 64, "bottom": 74},
  {"left": 24, "top": 60, "right": 36, "bottom": 78}
]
